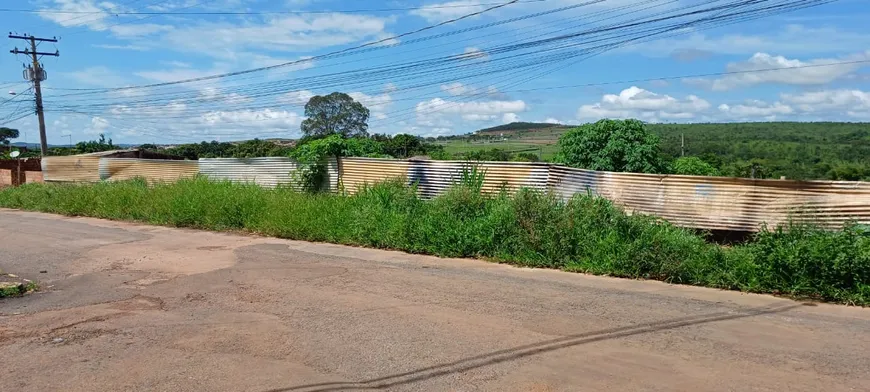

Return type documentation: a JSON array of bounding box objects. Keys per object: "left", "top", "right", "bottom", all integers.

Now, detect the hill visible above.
[
  {"left": 441, "top": 122, "right": 870, "bottom": 180},
  {"left": 475, "top": 122, "right": 569, "bottom": 136}
]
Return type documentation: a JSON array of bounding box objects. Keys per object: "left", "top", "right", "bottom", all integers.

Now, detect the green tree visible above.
[
  {"left": 300, "top": 92, "right": 370, "bottom": 138},
  {"left": 75, "top": 133, "right": 115, "bottom": 154},
  {"left": 0, "top": 127, "right": 19, "bottom": 147},
  {"left": 231, "top": 139, "right": 290, "bottom": 158},
  {"left": 554, "top": 119, "right": 663, "bottom": 173},
  {"left": 383, "top": 134, "right": 421, "bottom": 158},
  {"left": 671, "top": 156, "right": 720, "bottom": 176},
  {"left": 290, "top": 134, "right": 386, "bottom": 191}
]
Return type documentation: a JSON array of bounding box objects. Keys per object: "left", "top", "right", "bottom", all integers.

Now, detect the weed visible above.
[
  {"left": 1, "top": 178, "right": 868, "bottom": 305},
  {"left": 0, "top": 280, "right": 37, "bottom": 298}
]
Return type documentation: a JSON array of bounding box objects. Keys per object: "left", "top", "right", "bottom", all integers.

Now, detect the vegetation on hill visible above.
[
  {"left": 476, "top": 122, "right": 566, "bottom": 135},
  {"left": 649, "top": 122, "right": 870, "bottom": 180},
  {"left": 443, "top": 121, "right": 870, "bottom": 181}
]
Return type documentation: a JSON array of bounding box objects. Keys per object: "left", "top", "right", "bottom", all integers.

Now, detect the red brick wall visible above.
[
  {"left": 0, "top": 169, "right": 11, "bottom": 187},
  {"left": 0, "top": 169, "right": 41, "bottom": 186},
  {"left": 25, "top": 171, "right": 43, "bottom": 183}
]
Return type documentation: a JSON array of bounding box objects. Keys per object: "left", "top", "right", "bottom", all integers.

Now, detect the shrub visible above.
[
  {"left": 1, "top": 178, "right": 867, "bottom": 305},
  {"left": 672, "top": 156, "right": 720, "bottom": 176}
]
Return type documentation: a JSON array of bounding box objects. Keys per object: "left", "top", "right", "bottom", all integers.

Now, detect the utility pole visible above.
[
  {"left": 9, "top": 34, "right": 59, "bottom": 156},
  {"left": 680, "top": 133, "right": 685, "bottom": 157}
]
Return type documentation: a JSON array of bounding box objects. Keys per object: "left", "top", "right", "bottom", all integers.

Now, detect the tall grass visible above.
[{"left": 1, "top": 177, "right": 868, "bottom": 305}]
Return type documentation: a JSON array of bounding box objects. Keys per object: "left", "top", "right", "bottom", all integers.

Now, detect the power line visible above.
[
  {"left": 0, "top": 111, "right": 31, "bottom": 126},
  {"left": 50, "top": 0, "right": 845, "bottom": 124},
  {"left": 41, "top": 0, "right": 844, "bottom": 137},
  {"left": 508, "top": 60, "right": 870, "bottom": 93},
  {"left": 51, "top": 55, "right": 861, "bottom": 130},
  {"left": 1, "top": 1, "right": 548, "bottom": 15},
  {"left": 44, "top": 0, "right": 532, "bottom": 94}
]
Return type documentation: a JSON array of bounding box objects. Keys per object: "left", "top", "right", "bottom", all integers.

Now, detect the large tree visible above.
[
  {"left": 554, "top": 119, "right": 664, "bottom": 174},
  {"left": 0, "top": 127, "right": 19, "bottom": 147},
  {"left": 300, "top": 92, "right": 370, "bottom": 138}
]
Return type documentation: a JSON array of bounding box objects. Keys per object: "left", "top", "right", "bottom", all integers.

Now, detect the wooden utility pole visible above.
[
  {"left": 680, "top": 133, "right": 685, "bottom": 157},
  {"left": 9, "top": 34, "right": 59, "bottom": 156}
]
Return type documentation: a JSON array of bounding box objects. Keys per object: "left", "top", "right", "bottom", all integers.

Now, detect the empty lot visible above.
[{"left": 1, "top": 209, "right": 869, "bottom": 391}]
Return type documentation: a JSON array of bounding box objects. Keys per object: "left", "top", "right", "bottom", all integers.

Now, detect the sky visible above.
[{"left": 0, "top": 0, "right": 868, "bottom": 144}]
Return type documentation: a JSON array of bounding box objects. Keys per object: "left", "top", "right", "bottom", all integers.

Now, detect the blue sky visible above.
[{"left": 0, "top": 0, "right": 868, "bottom": 144}]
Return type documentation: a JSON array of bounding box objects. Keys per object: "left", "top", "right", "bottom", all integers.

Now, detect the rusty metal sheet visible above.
[
  {"left": 99, "top": 158, "right": 199, "bottom": 183},
  {"left": 341, "top": 158, "right": 550, "bottom": 198},
  {"left": 340, "top": 157, "right": 410, "bottom": 194},
  {"left": 200, "top": 157, "right": 299, "bottom": 188},
  {"left": 549, "top": 166, "right": 870, "bottom": 231},
  {"left": 41, "top": 155, "right": 102, "bottom": 182},
  {"left": 406, "top": 159, "right": 549, "bottom": 198}
]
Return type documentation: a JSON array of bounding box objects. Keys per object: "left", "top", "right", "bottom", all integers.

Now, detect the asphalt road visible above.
[{"left": 1, "top": 209, "right": 869, "bottom": 391}]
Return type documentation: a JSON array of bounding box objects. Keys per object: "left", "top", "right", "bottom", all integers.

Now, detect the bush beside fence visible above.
[
  {"left": 36, "top": 155, "right": 870, "bottom": 232},
  {"left": 1, "top": 177, "right": 868, "bottom": 305}
]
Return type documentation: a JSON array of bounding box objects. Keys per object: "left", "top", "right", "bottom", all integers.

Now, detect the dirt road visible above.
[{"left": 1, "top": 209, "right": 869, "bottom": 391}]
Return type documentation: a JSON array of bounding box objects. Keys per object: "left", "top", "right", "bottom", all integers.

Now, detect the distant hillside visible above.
[
  {"left": 448, "top": 121, "right": 870, "bottom": 180},
  {"left": 476, "top": 122, "right": 570, "bottom": 136}
]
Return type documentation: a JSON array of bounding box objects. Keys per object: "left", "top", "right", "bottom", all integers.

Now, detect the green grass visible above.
[{"left": 1, "top": 177, "right": 868, "bottom": 305}]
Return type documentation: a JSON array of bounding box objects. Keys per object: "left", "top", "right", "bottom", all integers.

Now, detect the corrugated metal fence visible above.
[
  {"left": 548, "top": 166, "right": 870, "bottom": 231},
  {"left": 340, "top": 157, "right": 550, "bottom": 198},
  {"left": 37, "top": 154, "right": 870, "bottom": 231},
  {"left": 199, "top": 157, "right": 338, "bottom": 190},
  {"left": 340, "top": 158, "right": 870, "bottom": 231},
  {"left": 99, "top": 158, "right": 199, "bottom": 182}
]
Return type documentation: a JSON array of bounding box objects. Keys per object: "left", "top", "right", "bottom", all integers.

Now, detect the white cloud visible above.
[
  {"left": 460, "top": 47, "right": 489, "bottom": 61},
  {"left": 417, "top": 97, "right": 526, "bottom": 117},
  {"left": 780, "top": 89, "right": 870, "bottom": 118},
  {"left": 410, "top": 1, "right": 486, "bottom": 23},
  {"left": 37, "top": 0, "right": 172, "bottom": 37},
  {"left": 439, "top": 82, "right": 505, "bottom": 99},
  {"left": 198, "top": 87, "right": 253, "bottom": 105},
  {"left": 502, "top": 112, "right": 520, "bottom": 124},
  {"left": 688, "top": 52, "right": 870, "bottom": 91},
  {"left": 461, "top": 114, "right": 496, "bottom": 121},
  {"left": 718, "top": 100, "right": 793, "bottom": 118},
  {"left": 164, "top": 13, "right": 392, "bottom": 58},
  {"left": 198, "top": 109, "right": 302, "bottom": 129},
  {"left": 279, "top": 90, "right": 316, "bottom": 106},
  {"left": 412, "top": 97, "right": 527, "bottom": 133},
  {"left": 92, "top": 44, "right": 149, "bottom": 51},
  {"left": 349, "top": 91, "right": 393, "bottom": 120},
  {"left": 84, "top": 116, "right": 110, "bottom": 135},
  {"left": 543, "top": 118, "right": 561, "bottom": 124},
  {"left": 577, "top": 86, "right": 710, "bottom": 122},
  {"left": 441, "top": 82, "right": 471, "bottom": 96}
]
